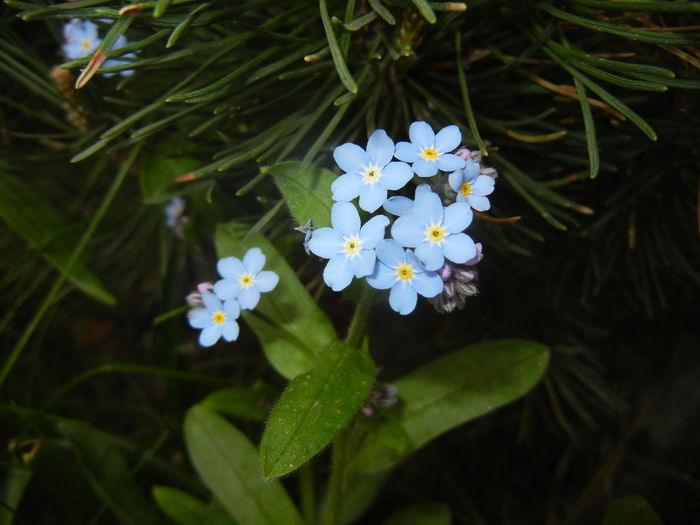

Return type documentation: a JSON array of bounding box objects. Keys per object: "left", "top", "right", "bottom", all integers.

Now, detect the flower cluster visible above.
[
  {"left": 307, "top": 121, "right": 496, "bottom": 315},
  {"left": 186, "top": 248, "right": 279, "bottom": 347},
  {"left": 62, "top": 19, "right": 135, "bottom": 77}
]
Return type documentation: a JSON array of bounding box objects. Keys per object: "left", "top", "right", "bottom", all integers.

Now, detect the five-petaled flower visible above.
[
  {"left": 188, "top": 293, "right": 240, "bottom": 347},
  {"left": 214, "top": 248, "right": 279, "bottom": 310},
  {"left": 332, "top": 129, "right": 413, "bottom": 213},
  {"left": 367, "top": 239, "right": 444, "bottom": 315},
  {"left": 448, "top": 159, "right": 495, "bottom": 211},
  {"left": 395, "top": 121, "right": 466, "bottom": 178},
  {"left": 63, "top": 19, "right": 100, "bottom": 60},
  {"left": 309, "top": 201, "right": 389, "bottom": 291},
  {"left": 164, "top": 196, "right": 185, "bottom": 228},
  {"left": 391, "top": 185, "right": 476, "bottom": 271}
]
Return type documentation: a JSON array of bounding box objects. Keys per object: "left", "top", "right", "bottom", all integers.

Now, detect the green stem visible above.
[
  {"left": 0, "top": 145, "right": 141, "bottom": 390},
  {"left": 322, "top": 429, "right": 352, "bottom": 525},
  {"left": 299, "top": 463, "right": 317, "bottom": 525},
  {"left": 344, "top": 285, "right": 375, "bottom": 348}
]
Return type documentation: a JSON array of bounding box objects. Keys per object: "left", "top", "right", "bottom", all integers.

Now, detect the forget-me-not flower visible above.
[
  {"left": 382, "top": 183, "right": 435, "bottom": 217},
  {"left": 164, "top": 196, "right": 185, "bottom": 228},
  {"left": 63, "top": 19, "right": 100, "bottom": 60},
  {"left": 214, "top": 248, "right": 279, "bottom": 310},
  {"left": 366, "top": 239, "right": 443, "bottom": 315},
  {"left": 308, "top": 201, "right": 389, "bottom": 291},
  {"left": 188, "top": 293, "right": 240, "bottom": 347},
  {"left": 448, "top": 159, "right": 495, "bottom": 211},
  {"left": 395, "top": 121, "right": 466, "bottom": 178},
  {"left": 332, "top": 129, "right": 413, "bottom": 213},
  {"left": 391, "top": 184, "right": 476, "bottom": 271}
]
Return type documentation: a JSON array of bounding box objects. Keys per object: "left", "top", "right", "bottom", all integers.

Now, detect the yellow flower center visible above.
[
  {"left": 395, "top": 264, "right": 414, "bottom": 281},
  {"left": 425, "top": 225, "right": 445, "bottom": 244},
  {"left": 421, "top": 148, "right": 439, "bottom": 160},
  {"left": 361, "top": 164, "right": 383, "bottom": 185},
  {"left": 341, "top": 236, "right": 363, "bottom": 258},
  {"left": 211, "top": 311, "right": 227, "bottom": 324},
  {"left": 460, "top": 182, "right": 471, "bottom": 196},
  {"left": 81, "top": 40, "right": 92, "bottom": 51},
  {"left": 238, "top": 274, "right": 255, "bottom": 288}
]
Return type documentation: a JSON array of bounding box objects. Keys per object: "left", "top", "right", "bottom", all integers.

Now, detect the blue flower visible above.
[
  {"left": 382, "top": 183, "right": 434, "bottom": 217},
  {"left": 447, "top": 159, "right": 495, "bottom": 211},
  {"left": 332, "top": 129, "right": 413, "bottom": 212},
  {"left": 214, "top": 248, "right": 279, "bottom": 310},
  {"left": 391, "top": 184, "right": 476, "bottom": 271},
  {"left": 395, "top": 121, "right": 466, "bottom": 177},
  {"left": 308, "top": 201, "right": 389, "bottom": 291},
  {"left": 366, "top": 239, "right": 443, "bottom": 315},
  {"left": 63, "top": 19, "right": 100, "bottom": 60},
  {"left": 164, "top": 196, "right": 185, "bottom": 228},
  {"left": 102, "top": 34, "right": 136, "bottom": 77},
  {"left": 188, "top": 293, "right": 240, "bottom": 347}
]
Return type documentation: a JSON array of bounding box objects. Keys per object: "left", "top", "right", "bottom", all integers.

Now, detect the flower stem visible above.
[
  {"left": 344, "top": 284, "right": 375, "bottom": 348},
  {"left": 299, "top": 463, "right": 317, "bottom": 525},
  {"left": 321, "top": 429, "right": 351, "bottom": 525}
]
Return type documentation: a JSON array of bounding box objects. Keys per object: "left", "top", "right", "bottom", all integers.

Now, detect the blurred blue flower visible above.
[
  {"left": 308, "top": 201, "right": 389, "bottom": 291},
  {"left": 447, "top": 159, "right": 495, "bottom": 211},
  {"left": 188, "top": 292, "right": 240, "bottom": 347},
  {"left": 366, "top": 239, "right": 443, "bottom": 315},
  {"left": 164, "top": 196, "right": 185, "bottom": 229},
  {"left": 391, "top": 184, "right": 476, "bottom": 271},
  {"left": 214, "top": 248, "right": 279, "bottom": 310},
  {"left": 395, "top": 121, "right": 466, "bottom": 178},
  {"left": 63, "top": 19, "right": 100, "bottom": 60},
  {"left": 102, "top": 34, "right": 136, "bottom": 77},
  {"left": 332, "top": 129, "right": 413, "bottom": 212}
]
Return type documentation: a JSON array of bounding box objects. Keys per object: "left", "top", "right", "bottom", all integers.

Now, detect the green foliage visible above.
[
  {"left": 270, "top": 161, "right": 335, "bottom": 228},
  {"left": 603, "top": 495, "right": 665, "bottom": 525},
  {"left": 382, "top": 502, "right": 451, "bottom": 525}
]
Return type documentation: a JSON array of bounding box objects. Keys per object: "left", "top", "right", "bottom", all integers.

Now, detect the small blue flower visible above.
[
  {"left": 366, "top": 239, "right": 443, "bottom": 315},
  {"left": 447, "top": 159, "right": 495, "bottom": 211},
  {"left": 332, "top": 129, "right": 413, "bottom": 213},
  {"left": 102, "top": 34, "right": 136, "bottom": 77},
  {"left": 188, "top": 292, "right": 240, "bottom": 347},
  {"left": 164, "top": 196, "right": 185, "bottom": 228},
  {"left": 391, "top": 184, "right": 476, "bottom": 271},
  {"left": 214, "top": 248, "right": 279, "bottom": 310},
  {"left": 395, "top": 121, "right": 466, "bottom": 178},
  {"left": 63, "top": 19, "right": 100, "bottom": 60},
  {"left": 308, "top": 201, "right": 389, "bottom": 291},
  {"left": 382, "top": 183, "right": 434, "bottom": 217}
]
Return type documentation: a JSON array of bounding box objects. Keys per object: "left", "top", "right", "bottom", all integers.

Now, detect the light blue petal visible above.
[
  {"left": 405, "top": 250, "right": 427, "bottom": 272},
  {"left": 380, "top": 162, "right": 413, "bottom": 191},
  {"left": 333, "top": 143, "right": 369, "bottom": 175},
  {"left": 383, "top": 196, "right": 414, "bottom": 217},
  {"left": 442, "top": 201, "right": 473, "bottom": 233},
  {"left": 221, "top": 321, "right": 240, "bottom": 342},
  {"left": 436, "top": 154, "right": 466, "bottom": 172},
  {"left": 409, "top": 121, "right": 435, "bottom": 149},
  {"left": 323, "top": 255, "right": 354, "bottom": 292},
  {"left": 375, "top": 239, "right": 406, "bottom": 267},
  {"left": 349, "top": 250, "right": 376, "bottom": 278},
  {"left": 238, "top": 287, "right": 261, "bottom": 310},
  {"left": 415, "top": 242, "right": 445, "bottom": 271},
  {"left": 255, "top": 271, "right": 279, "bottom": 292},
  {"left": 331, "top": 173, "right": 362, "bottom": 201},
  {"left": 415, "top": 184, "right": 433, "bottom": 199},
  {"left": 412, "top": 157, "right": 438, "bottom": 178},
  {"left": 394, "top": 142, "right": 421, "bottom": 162},
  {"left": 331, "top": 201, "right": 360, "bottom": 237},
  {"left": 463, "top": 159, "right": 481, "bottom": 182},
  {"left": 189, "top": 309, "right": 211, "bottom": 329},
  {"left": 358, "top": 184, "right": 387, "bottom": 213},
  {"left": 412, "top": 271, "right": 444, "bottom": 298},
  {"left": 471, "top": 175, "right": 496, "bottom": 196},
  {"left": 366, "top": 261, "right": 395, "bottom": 290},
  {"left": 442, "top": 233, "right": 477, "bottom": 264},
  {"left": 214, "top": 278, "right": 239, "bottom": 301},
  {"left": 223, "top": 299, "right": 240, "bottom": 319},
  {"left": 202, "top": 292, "right": 222, "bottom": 312},
  {"left": 389, "top": 282, "right": 418, "bottom": 315},
  {"left": 448, "top": 170, "right": 463, "bottom": 193},
  {"left": 468, "top": 195, "right": 491, "bottom": 212},
  {"left": 366, "top": 129, "right": 394, "bottom": 167},
  {"left": 217, "top": 256, "right": 244, "bottom": 279},
  {"left": 412, "top": 187, "right": 443, "bottom": 225},
  {"left": 199, "top": 324, "right": 222, "bottom": 347},
  {"left": 309, "top": 228, "right": 343, "bottom": 258},
  {"left": 243, "top": 247, "right": 265, "bottom": 274},
  {"left": 435, "top": 125, "right": 461, "bottom": 153},
  {"left": 359, "top": 215, "right": 389, "bottom": 248},
  {"left": 391, "top": 215, "right": 425, "bottom": 248}
]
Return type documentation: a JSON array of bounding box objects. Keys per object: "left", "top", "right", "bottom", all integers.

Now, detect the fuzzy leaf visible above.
[
  {"left": 139, "top": 140, "right": 200, "bottom": 203},
  {"left": 269, "top": 161, "right": 335, "bottom": 228},
  {"left": 352, "top": 339, "right": 550, "bottom": 473},
  {"left": 199, "top": 384, "right": 277, "bottom": 422},
  {"left": 260, "top": 341, "right": 376, "bottom": 478},
  {"left": 603, "top": 495, "right": 664, "bottom": 525},
  {"left": 152, "top": 486, "right": 210, "bottom": 525}
]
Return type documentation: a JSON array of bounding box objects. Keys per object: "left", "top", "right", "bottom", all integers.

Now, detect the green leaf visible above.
[
  {"left": 412, "top": 0, "right": 437, "bottom": 23},
  {"left": 58, "top": 419, "right": 159, "bottom": 525},
  {"left": 0, "top": 173, "right": 115, "bottom": 305},
  {"left": 0, "top": 461, "right": 32, "bottom": 525},
  {"left": 215, "top": 223, "right": 338, "bottom": 379},
  {"left": 200, "top": 384, "right": 277, "bottom": 422},
  {"left": 352, "top": 339, "right": 550, "bottom": 473},
  {"left": 603, "top": 495, "right": 664, "bottom": 525},
  {"left": 139, "top": 140, "right": 200, "bottom": 203},
  {"left": 382, "top": 502, "right": 451, "bottom": 525},
  {"left": 358, "top": 416, "right": 409, "bottom": 453},
  {"left": 184, "top": 405, "right": 305, "bottom": 525},
  {"left": 152, "top": 486, "right": 210, "bottom": 525},
  {"left": 260, "top": 341, "right": 376, "bottom": 478},
  {"left": 269, "top": 161, "right": 335, "bottom": 228},
  {"left": 319, "top": 0, "right": 358, "bottom": 93},
  {"left": 574, "top": 78, "right": 600, "bottom": 179}
]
